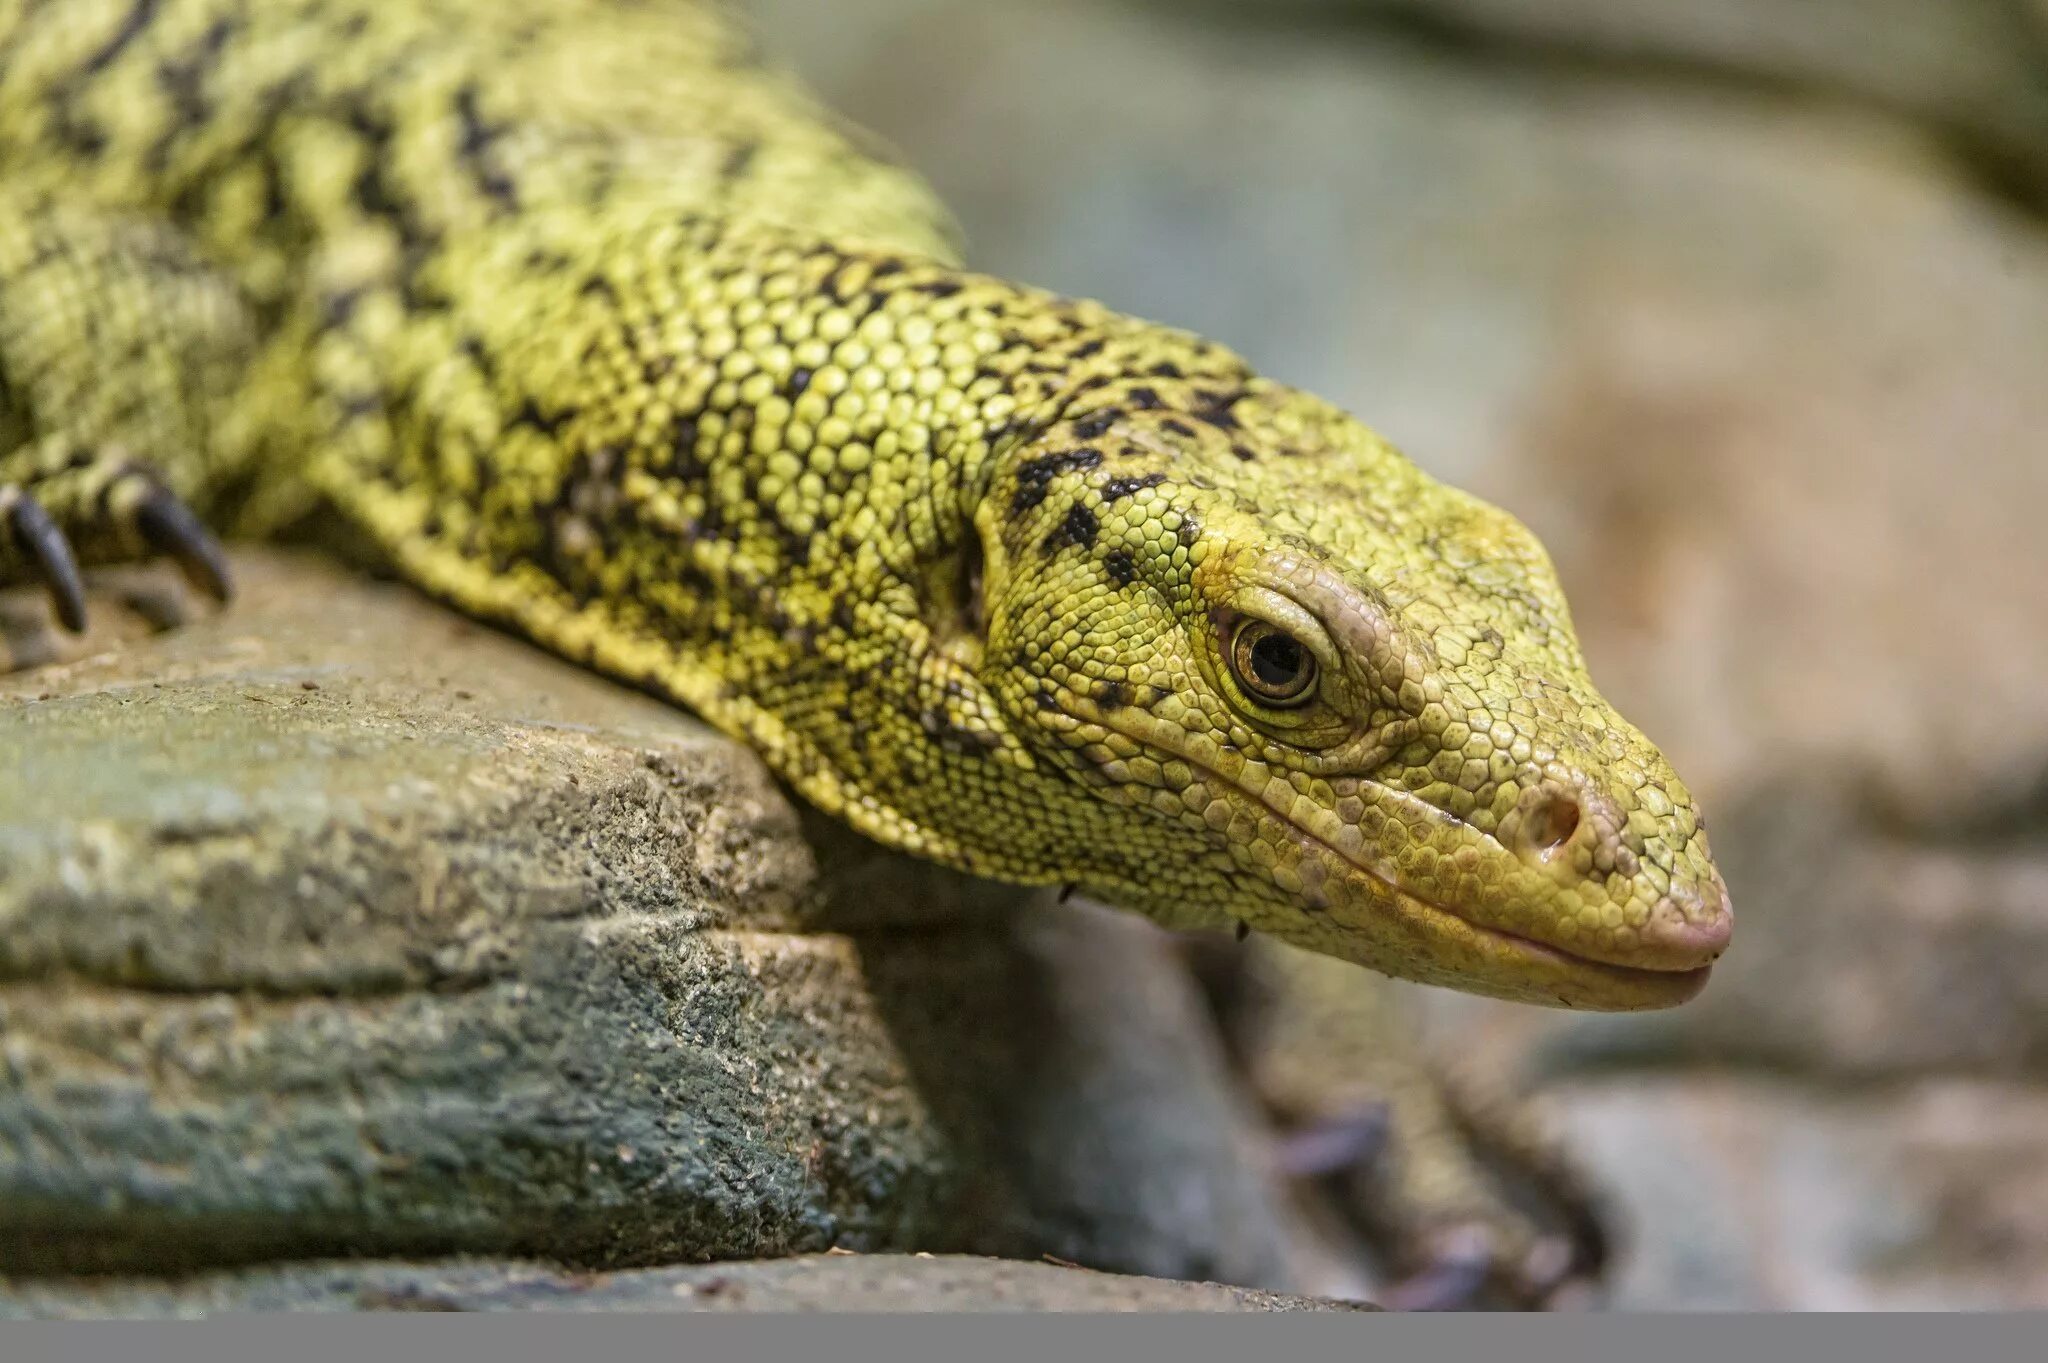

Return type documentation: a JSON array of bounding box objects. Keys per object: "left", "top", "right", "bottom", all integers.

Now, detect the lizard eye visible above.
[{"left": 1229, "top": 618, "right": 1318, "bottom": 707}]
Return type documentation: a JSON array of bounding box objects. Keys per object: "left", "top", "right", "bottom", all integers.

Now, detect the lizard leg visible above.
[
  {"left": 1205, "top": 938, "right": 1612, "bottom": 1310},
  {"left": 0, "top": 200, "right": 255, "bottom": 647}
]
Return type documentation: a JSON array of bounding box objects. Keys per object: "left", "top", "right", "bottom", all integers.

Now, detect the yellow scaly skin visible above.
[{"left": 0, "top": 0, "right": 1730, "bottom": 1009}]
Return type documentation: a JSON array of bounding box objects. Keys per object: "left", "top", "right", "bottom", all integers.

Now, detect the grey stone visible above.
[
  {"left": 0, "top": 550, "right": 1313, "bottom": 1288},
  {"left": 1185, "top": 0, "right": 2048, "bottom": 195},
  {"left": 1546, "top": 1076, "right": 2048, "bottom": 1309},
  {"left": 0, "top": 1253, "right": 1372, "bottom": 1315}
]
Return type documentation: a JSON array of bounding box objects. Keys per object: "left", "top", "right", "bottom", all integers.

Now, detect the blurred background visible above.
[{"left": 751, "top": 0, "right": 2048, "bottom": 1309}]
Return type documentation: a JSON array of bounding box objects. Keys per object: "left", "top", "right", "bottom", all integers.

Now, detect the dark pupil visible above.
[{"left": 1249, "top": 633, "right": 1306, "bottom": 689}]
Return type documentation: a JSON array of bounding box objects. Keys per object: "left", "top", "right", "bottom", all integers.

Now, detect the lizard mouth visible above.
[
  {"left": 1074, "top": 709, "right": 1714, "bottom": 1009},
  {"left": 1377, "top": 879, "right": 1716, "bottom": 1009},
  {"left": 1272, "top": 804, "right": 1716, "bottom": 1010}
]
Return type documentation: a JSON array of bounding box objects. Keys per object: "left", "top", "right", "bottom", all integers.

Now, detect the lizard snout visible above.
[
  {"left": 1642, "top": 879, "right": 1734, "bottom": 966},
  {"left": 1502, "top": 776, "right": 1733, "bottom": 972}
]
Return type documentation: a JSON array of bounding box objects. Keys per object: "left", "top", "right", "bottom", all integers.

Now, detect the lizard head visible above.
[{"left": 978, "top": 372, "right": 1731, "bottom": 1010}]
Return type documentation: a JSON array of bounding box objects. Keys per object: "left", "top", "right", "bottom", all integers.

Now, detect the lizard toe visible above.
[
  {"left": 132, "top": 480, "right": 233, "bottom": 603},
  {"left": 1, "top": 485, "right": 89, "bottom": 633}
]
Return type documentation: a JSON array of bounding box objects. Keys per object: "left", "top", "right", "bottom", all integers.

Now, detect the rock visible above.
[
  {"left": 0, "top": 1253, "right": 1371, "bottom": 1316},
  {"left": 1546, "top": 1076, "right": 2048, "bottom": 1310},
  {"left": 0, "top": 550, "right": 1313, "bottom": 1288},
  {"left": 1237, "top": 0, "right": 2048, "bottom": 201}
]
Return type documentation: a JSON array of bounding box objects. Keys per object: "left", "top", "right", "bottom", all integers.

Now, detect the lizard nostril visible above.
[{"left": 1520, "top": 792, "right": 1580, "bottom": 861}]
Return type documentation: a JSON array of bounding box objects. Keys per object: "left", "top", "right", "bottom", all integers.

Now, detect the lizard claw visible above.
[
  {"left": 1381, "top": 1222, "right": 1605, "bottom": 1311},
  {"left": 1516, "top": 1233, "right": 1600, "bottom": 1309},
  {"left": 2, "top": 485, "right": 89, "bottom": 632},
  {"left": 133, "top": 481, "right": 233, "bottom": 603},
  {"left": 1273, "top": 1101, "right": 1391, "bottom": 1179},
  {"left": 1380, "top": 1224, "right": 1497, "bottom": 1312}
]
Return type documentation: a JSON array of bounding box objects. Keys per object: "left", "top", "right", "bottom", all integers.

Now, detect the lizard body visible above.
[{"left": 0, "top": 0, "right": 1730, "bottom": 1008}]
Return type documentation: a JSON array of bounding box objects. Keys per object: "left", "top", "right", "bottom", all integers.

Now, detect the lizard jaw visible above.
[
  {"left": 1376, "top": 882, "right": 1717, "bottom": 1011},
  {"left": 1035, "top": 701, "right": 1724, "bottom": 1009},
  {"left": 1267, "top": 812, "right": 1719, "bottom": 1010}
]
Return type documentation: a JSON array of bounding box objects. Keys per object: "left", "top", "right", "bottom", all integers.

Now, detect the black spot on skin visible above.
[
  {"left": 55, "top": 117, "right": 109, "bottom": 155},
  {"left": 787, "top": 368, "right": 814, "bottom": 396},
  {"left": 918, "top": 708, "right": 1001, "bottom": 756},
  {"left": 1010, "top": 448, "right": 1103, "bottom": 514},
  {"left": 1042, "top": 503, "right": 1100, "bottom": 555},
  {"left": 831, "top": 599, "right": 858, "bottom": 633},
  {"left": 458, "top": 334, "right": 499, "bottom": 384},
  {"left": 1104, "top": 550, "right": 1137, "bottom": 587},
  {"left": 670, "top": 417, "right": 701, "bottom": 467},
  {"left": 916, "top": 280, "right": 963, "bottom": 298},
  {"left": 1034, "top": 689, "right": 1060, "bottom": 711},
  {"left": 319, "top": 286, "right": 368, "bottom": 329},
  {"left": 1100, "top": 472, "right": 1166, "bottom": 501},
  {"left": 1093, "top": 680, "right": 1130, "bottom": 711},
  {"left": 511, "top": 397, "right": 572, "bottom": 438},
  {"left": 81, "top": 0, "right": 163, "bottom": 75},
  {"left": 253, "top": 150, "right": 287, "bottom": 223},
  {"left": 1194, "top": 390, "right": 1243, "bottom": 431},
  {"left": 454, "top": 83, "right": 520, "bottom": 209},
  {"left": 1231, "top": 443, "right": 1256, "bottom": 462},
  {"left": 1127, "top": 387, "right": 1163, "bottom": 410},
  {"left": 1071, "top": 338, "right": 1107, "bottom": 360},
  {"left": 151, "top": 15, "right": 233, "bottom": 139},
  {"left": 1149, "top": 361, "right": 1184, "bottom": 379},
  {"left": 1161, "top": 420, "right": 1196, "bottom": 439},
  {"left": 1176, "top": 515, "right": 1201, "bottom": 548},
  {"left": 721, "top": 142, "right": 758, "bottom": 180},
  {"left": 1070, "top": 411, "right": 1121, "bottom": 440}
]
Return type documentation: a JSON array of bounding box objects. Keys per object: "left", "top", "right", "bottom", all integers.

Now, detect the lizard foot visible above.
[
  {"left": 0, "top": 456, "right": 230, "bottom": 644},
  {"left": 1195, "top": 936, "right": 1615, "bottom": 1311},
  {"left": 1269, "top": 1066, "right": 1612, "bottom": 1311}
]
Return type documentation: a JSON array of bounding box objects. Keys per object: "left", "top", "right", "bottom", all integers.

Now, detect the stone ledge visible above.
[{"left": 0, "top": 1253, "right": 1372, "bottom": 1315}]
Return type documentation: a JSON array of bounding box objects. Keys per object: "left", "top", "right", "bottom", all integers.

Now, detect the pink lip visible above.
[{"left": 1426, "top": 901, "right": 1718, "bottom": 1004}]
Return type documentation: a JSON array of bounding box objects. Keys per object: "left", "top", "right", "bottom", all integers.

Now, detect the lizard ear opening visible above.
[
  {"left": 919, "top": 528, "right": 988, "bottom": 668},
  {"left": 959, "top": 534, "right": 986, "bottom": 638}
]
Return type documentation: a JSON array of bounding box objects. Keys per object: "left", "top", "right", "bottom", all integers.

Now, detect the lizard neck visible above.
[
  {"left": 449, "top": 211, "right": 1256, "bottom": 597},
  {"left": 314, "top": 211, "right": 1259, "bottom": 885}
]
